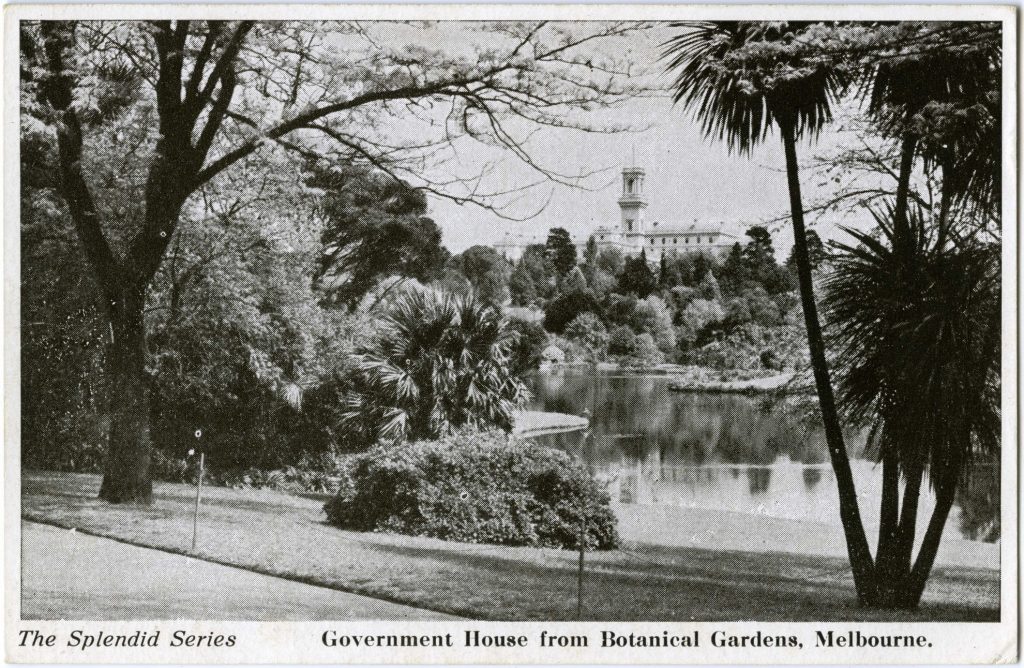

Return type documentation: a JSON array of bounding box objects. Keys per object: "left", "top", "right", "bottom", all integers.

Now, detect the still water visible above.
[{"left": 526, "top": 368, "right": 999, "bottom": 543}]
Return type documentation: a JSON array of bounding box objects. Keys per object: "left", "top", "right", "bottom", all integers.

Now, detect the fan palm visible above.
[
  {"left": 826, "top": 204, "right": 999, "bottom": 607},
  {"left": 663, "top": 21, "right": 879, "bottom": 601},
  {"left": 343, "top": 289, "right": 530, "bottom": 445}
]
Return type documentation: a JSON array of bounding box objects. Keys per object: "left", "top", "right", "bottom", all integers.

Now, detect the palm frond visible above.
[
  {"left": 824, "top": 203, "right": 1000, "bottom": 485},
  {"left": 662, "top": 21, "right": 850, "bottom": 153},
  {"left": 342, "top": 287, "right": 529, "bottom": 445}
]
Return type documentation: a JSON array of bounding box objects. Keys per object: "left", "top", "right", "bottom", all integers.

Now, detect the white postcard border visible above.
[{"left": 3, "top": 4, "right": 1018, "bottom": 664}]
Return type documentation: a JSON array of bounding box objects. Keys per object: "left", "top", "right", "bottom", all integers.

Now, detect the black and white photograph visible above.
[{"left": 6, "top": 5, "right": 1017, "bottom": 664}]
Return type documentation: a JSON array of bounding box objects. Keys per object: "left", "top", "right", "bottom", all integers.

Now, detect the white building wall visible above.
[{"left": 494, "top": 166, "right": 742, "bottom": 263}]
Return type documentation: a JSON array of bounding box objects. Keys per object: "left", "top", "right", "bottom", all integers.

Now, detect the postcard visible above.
[{"left": 5, "top": 4, "right": 1017, "bottom": 664}]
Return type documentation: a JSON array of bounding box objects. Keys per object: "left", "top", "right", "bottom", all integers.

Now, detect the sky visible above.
[
  {"left": 345, "top": 21, "right": 883, "bottom": 258},
  {"left": 431, "top": 97, "right": 800, "bottom": 254}
]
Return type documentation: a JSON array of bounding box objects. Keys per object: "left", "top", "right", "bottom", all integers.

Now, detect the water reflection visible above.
[{"left": 527, "top": 368, "right": 999, "bottom": 542}]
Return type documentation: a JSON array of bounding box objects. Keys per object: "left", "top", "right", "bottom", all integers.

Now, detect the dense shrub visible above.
[
  {"left": 607, "top": 326, "right": 664, "bottom": 367},
  {"left": 623, "top": 332, "right": 664, "bottom": 367},
  {"left": 563, "top": 313, "right": 609, "bottom": 362},
  {"left": 686, "top": 322, "right": 807, "bottom": 371},
  {"left": 607, "top": 325, "right": 636, "bottom": 356},
  {"left": 506, "top": 318, "right": 548, "bottom": 376},
  {"left": 324, "top": 430, "right": 618, "bottom": 550},
  {"left": 542, "top": 288, "right": 601, "bottom": 334}
]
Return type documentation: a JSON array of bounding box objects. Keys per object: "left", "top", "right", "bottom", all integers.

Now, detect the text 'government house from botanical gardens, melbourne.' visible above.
[{"left": 495, "top": 165, "right": 740, "bottom": 261}]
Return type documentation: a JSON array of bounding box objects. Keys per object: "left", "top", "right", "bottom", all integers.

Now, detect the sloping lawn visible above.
[{"left": 22, "top": 471, "right": 999, "bottom": 621}]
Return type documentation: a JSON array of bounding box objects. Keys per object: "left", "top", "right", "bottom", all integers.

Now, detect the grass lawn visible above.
[{"left": 22, "top": 471, "right": 998, "bottom": 622}]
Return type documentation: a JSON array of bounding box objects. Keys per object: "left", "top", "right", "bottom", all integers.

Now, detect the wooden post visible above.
[
  {"left": 577, "top": 513, "right": 586, "bottom": 619},
  {"left": 191, "top": 452, "right": 204, "bottom": 552}
]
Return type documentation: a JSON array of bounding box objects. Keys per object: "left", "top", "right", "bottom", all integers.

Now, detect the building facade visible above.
[{"left": 495, "top": 166, "right": 739, "bottom": 262}]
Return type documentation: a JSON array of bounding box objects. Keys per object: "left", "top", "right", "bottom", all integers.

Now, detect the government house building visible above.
[{"left": 495, "top": 166, "right": 739, "bottom": 262}]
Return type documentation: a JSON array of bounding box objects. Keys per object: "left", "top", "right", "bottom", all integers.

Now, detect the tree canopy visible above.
[
  {"left": 310, "top": 165, "right": 448, "bottom": 309},
  {"left": 22, "top": 18, "right": 645, "bottom": 502},
  {"left": 545, "top": 227, "right": 578, "bottom": 276}
]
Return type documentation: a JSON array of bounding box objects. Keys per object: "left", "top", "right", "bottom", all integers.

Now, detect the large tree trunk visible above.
[
  {"left": 98, "top": 285, "right": 153, "bottom": 504},
  {"left": 779, "top": 121, "right": 877, "bottom": 603},
  {"left": 97, "top": 193, "right": 185, "bottom": 503}
]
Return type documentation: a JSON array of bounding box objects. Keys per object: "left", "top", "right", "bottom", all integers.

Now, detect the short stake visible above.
[
  {"left": 191, "top": 453, "right": 204, "bottom": 552},
  {"left": 577, "top": 512, "right": 585, "bottom": 619}
]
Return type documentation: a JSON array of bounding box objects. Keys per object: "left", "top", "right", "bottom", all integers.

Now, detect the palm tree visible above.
[
  {"left": 842, "top": 21, "right": 1002, "bottom": 605},
  {"left": 343, "top": 288, "right": 530, "bottom": 445},
  {"left": 862, "top": 22, "right": 1001, "bottom": 244},
  {"left": 663, "top": 22, "right": 878, "bottom": 601},
  {"left": 825, "top": 205, "right": 999, "bottom": 608}
]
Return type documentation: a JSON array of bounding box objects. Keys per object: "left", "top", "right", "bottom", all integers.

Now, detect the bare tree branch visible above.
[{"left": 38, "top": 21, "right": 123, "bottom": 310}]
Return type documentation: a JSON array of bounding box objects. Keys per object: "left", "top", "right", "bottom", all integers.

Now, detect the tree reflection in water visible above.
[
  {"left": 527, "top": 368, "right": 999, "bottom": 542},
  {"left": 957, "top": 459, "right": 1000, "bottom": 542}
]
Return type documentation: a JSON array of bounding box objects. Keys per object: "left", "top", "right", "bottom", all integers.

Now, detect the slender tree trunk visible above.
[
  {"left": 874, "top": 444, "right": 900, "bottom": 575},
  {"left": 902, "top": 451, "right": 963, "bottom": 607},
  {"left": 779, "top": 121, "right": 877, "bottom": 603},
  {"left": 892, "top": 459, "right": 924, "bottom": 571},
  {"left": 935, "top": 153, "right": 956, "bottom": 249},
  {"left": 903, "top": 307, "right": 1000, "bottom": 606},
  {"left": 98, "top": 285, "right": 153, "bottom": 504},
  {"left": 892, "top": 133, "right": 918, "bottom": 239},
  {"left": 873, "top": 454, "right": 924, "bottom": 607},
  {"left": 869, "top": 130, "right": 923, "bottom": 606}
]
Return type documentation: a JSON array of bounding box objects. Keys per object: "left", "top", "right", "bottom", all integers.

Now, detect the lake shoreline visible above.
[
  {"left": 513, "top": 410, "right": 588, "bottom": 437},
  {"left": 667, "top": 372, "right": 812, "bottom": 395},
  {"left": 538, "top": 362, "right": 812, "bottom": 394},
  {"left": 23, "top": 471, "right": 999, "bottom": 621},
  {"left": 613, "top": 501, "right": 999, "bottom": 571}
]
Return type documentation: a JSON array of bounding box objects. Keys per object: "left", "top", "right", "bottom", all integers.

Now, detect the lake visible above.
[{"left": 526, "top": 368, "right": 999, "bottom": 543}]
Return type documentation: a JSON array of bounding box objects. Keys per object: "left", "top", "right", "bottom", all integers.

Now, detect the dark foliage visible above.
[
  {"left": 617, "top": 251, "right": 657, "bottom": 297},
  {"left": 310, "top": 165, "right": 449, "bottom": 309},
  {"left": 506, "top": 318, "right": 548, "bottom": 376},
  {"left": 542, "top": 288, "right": 601, "bottom": 334},
  {"left": 509, "top": 263, "right": 538, "bottom": 306},
  {"left": 825, "top": 205, "right": 1000, "bottom": 483},
  {"left": 453, "top": 245, "right": 513, "bottom": 306},
  {"left": 324, "top": 430, "right": 619, "bottom": 550},
  {"left": 545, "top": 227, "right": 578, "bottom": 276}
]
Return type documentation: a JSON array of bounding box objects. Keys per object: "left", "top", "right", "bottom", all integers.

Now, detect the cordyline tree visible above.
[
  {"left": 24, "top": 19, "right": 643, "bottom": 503},
  {"left": 664, "top": 21, "right": 1001, "bottom": 608},
  {"left": 826, "top": 21, "right": 1001, "bottom": 608}
]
